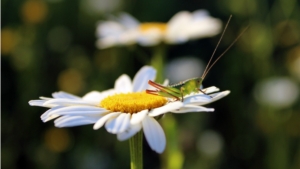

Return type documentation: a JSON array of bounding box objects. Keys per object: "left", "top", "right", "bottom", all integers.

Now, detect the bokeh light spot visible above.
[
  {"left": 247, "top": 23, "right": 273, "bottom": 60},
  {"left": 254, "top": 77, "right": 299, "bottom": 109},
  {"left": 94, "top": 50, "right": 118, "bottom": 71},
  {"left": 80, "top": 0, "right": 122, "bottom": 15},
  {"left": 1, "top": 28, "right": 19, "bottom": 55},
  {"left": 275, "top": 20, "right": 300, "bottom": 47},
  {"left": 66, "top": 47, "right": 92, "bottom": 75},
  {"left": 197, "top": 130, "right": 223, "bottom": 157},
  {"left": 165, "top": 56, "right": 204, "bottom": 83},
  {"left": 225, "top": 0, "right": 257, "bottom": 16},
  {"left": 286, "top": 45, "right": 300, "bottom": 81},
  {"left": 44, "top": 128, "right": 72, "bottom": 153},
  {"left": 22, "top": 0, "right": 48, "bottom": 24},
  {"left": 57, "top": 69, "right": 85, "bottom": 94}
]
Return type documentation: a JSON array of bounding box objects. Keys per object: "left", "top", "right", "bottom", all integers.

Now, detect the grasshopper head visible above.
[{"left": 195, "top": 77, "right": 203, "bottom": 87}]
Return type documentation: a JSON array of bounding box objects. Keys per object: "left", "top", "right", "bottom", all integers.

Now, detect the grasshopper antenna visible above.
[
  {"left": 201, "top": 16, "right": 249, "bottom": 79},
  {"left": 202, "top": 15, "right": 232, "bottom": 79}
]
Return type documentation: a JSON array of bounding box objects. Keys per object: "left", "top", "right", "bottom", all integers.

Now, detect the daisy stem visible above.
[
  {"left": 129, "top": 131, "right": 143, "bottom": 169},
  {"left": 151, "top": 44, "right": 167, "bottom": 83}
]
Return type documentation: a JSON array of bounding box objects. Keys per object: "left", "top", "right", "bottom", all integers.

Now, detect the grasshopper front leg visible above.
[{"left": 197, "top": 88, "right": 212, "bottom": 98}]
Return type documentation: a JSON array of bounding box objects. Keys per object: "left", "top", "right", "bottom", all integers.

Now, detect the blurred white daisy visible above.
[
  {"left": 96, "top": 9, "right": 222, "bottom": 48},
  {"left": 254, "top": 77, "right": 299, "bottom": 109},
  {"left": 29, "top": 66, "right": 229, "bottom": 153}
]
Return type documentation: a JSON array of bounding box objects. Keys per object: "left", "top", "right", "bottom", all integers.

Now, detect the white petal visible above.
[
  {"left": 168, "top": 11, "right": 191, "bottom": 28},
  {"left": 142, "top": 116, "right": 166, "bottom": 153},
  {"left": 119, "top": 29, "right": 139, "bottom": 45},
  {"left": 130, "top": 110, "right": 148, "bottom": 125},
  {"left": 46, "top": 106, "right": 108, "bottom": 117},
  {"left": 117, "top": 12, "right": 140, "bottom": 29},
  {"left": 132, "top": 66, "right": 156, "bottom": 92},
  {"left": 100, "top": 89, "right": 117, "bottom": 97},
  {"left": 96, "top": 20, "right": 128, "bottom": 48},
  {"left": 209, "top": 90, "right": 230, "bottom": 102},
  {"left": 162, "top": 79, "right": 170, "bottom": 86},
  {"left": 202, "top": 86, "right": 220, "bottom": 94},
  {"left": 166, "top": 11, "right": 191, "bottom": 43},
  {"left": 52, "top": 91, "right": 81, "bottom": 100},
  {"left": 183, "top": 94, "right": 212, "bottom": 105},
  {"left": 187, "top": 18, "right": 222, "bottom": 39},
  {"left": 137, "top": 32, "right": 163, "bottom": 46},
  {"left": 93, "top": 112, "right": 121, "bottom": 130},
  {"left": 171, "top": 105, "right": 214, "bottom": 113},
  {"left": 41, "top": 106, "right": 65, "bottom": 122},
  {"left": 96, "top": 21, "right": 124, "bottom": 38},
  {"left": 43, "top": 99, "right": 97, "bottom": 107},
  {"left": 96, "top": 38, "right": 118, "bottom": 49},
  {"left": 43, "top": 114, "right": 60, "bottom": 122},
  {"left": 54, "top": 116, "right": 99, "bottom": 127},
  {"left": 115, "top": 74, "right": 132, "bottom": 93},
  {"left": 29, "top": 100, "right": 49, "bottom": 107},
  {"left": 148, "top": 101, "right": 183, "bottom": 117},
  {"left": 105, "top": 113, "right": 131, "bottom": 134},
  {"left": 192, "top": 10, "right": 209, "bottom": 20},
  {"left": 83, "top": 89, "right": 116, "bottom": 103},
  {"left": 82, "top": 91, "right": 102, "bottom": 102},
  {"left": 39, "top": 97, "right": 52, "bottom": 100},
  {"left": 117, "top": 123, "right": 142, "bottom": 141}
]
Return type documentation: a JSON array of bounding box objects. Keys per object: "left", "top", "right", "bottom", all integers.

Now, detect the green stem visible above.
[
  {"left": 162, "top": 114, "right": 184, "bottom": 169},
  {"left": 151, "top": 44, "right": 167, "bottom": 83},
  {"left": 129, "top": 131, "right": 143, "bottom": 169}
]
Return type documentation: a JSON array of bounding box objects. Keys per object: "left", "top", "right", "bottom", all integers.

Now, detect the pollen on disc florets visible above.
[
  {"left": 100, "top": 92, "right": 167, "bottom": 114},
  {"left": 139, "top": 23, "right": 167, "bottom": 33}
]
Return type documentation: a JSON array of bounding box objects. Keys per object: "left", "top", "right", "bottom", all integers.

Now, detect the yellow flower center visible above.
[
  {"left": 139, "top": 22, "right": 167, "bottom": 33},
  {"left": 100, "top": 92, "right": 167, "bottom": 114}
]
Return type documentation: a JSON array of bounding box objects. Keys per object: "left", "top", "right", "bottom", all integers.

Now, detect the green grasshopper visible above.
[
  {"left": 147, "top": 77, "right": 204, "bottom": 101},
  {"left": 146, "top": 16, "right": 248, "bottom": 101}
]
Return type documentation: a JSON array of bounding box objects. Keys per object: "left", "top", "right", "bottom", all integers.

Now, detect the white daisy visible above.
[
  {"left": 96, "top": 9, "right": 222, "bottom": 48},
  {"left": 29, "top": 66, "right": 229, "bottom": 153}
]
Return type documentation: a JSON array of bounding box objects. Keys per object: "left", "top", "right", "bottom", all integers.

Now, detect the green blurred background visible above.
[{"left": 2, "top": 0, "right": 300, "bottom": 168}]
